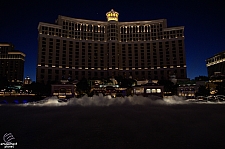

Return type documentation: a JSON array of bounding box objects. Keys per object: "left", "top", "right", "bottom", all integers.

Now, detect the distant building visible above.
[
  {"left": 177, "top": 79, "right": 208, "bottom": 98},
  {"left": 0, "top": 43, "right": 25, "bottom": 83},
  {"left": 51, "top": 80, "right": 77, "bottom": 98},
  {"left": 24, "top": 76, "right": 32, "bottom": 84},
  {"left": 206, "top": 51, "right": 225, "bottom": 77},
  {"left": 177, "top": 83, "right": 198, "bottom": 98},
  {"left": 37, "top": 9, "right": 187, "bottom": 84},
  {"left": 206, "top": 72, "right": 225, "bottom": 94},
  {"left": 194, "top": 76, "right": 209, "bottom": 81},
  {"left": 132, "top": 83, "right": 164, "bottom": 98}
]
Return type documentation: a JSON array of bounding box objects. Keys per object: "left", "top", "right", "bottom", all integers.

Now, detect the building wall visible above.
[
  {"left": 206, "top": 51, "right": 225, "bottom": 77},
  {"left": 177, "top": 85, "right": 197, "bottom": 98},
  {"left": 207, "top": 62, "right": 225, "bottom": 77},
  {"left": 0, "top": 43, "right": 25, "bottom": 83},
  {"left": 36, "top": 12, "right": 187, "bottom": 84}
]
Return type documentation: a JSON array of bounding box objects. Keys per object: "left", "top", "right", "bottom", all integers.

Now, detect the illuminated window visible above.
[
  {"left": 146, "top": 89, "right": 151, "bottom": 93},
  {"left": 152, "top": 89, "right": 156, "bottom": 93},
  {"left": 157, "top": 89, "right": 161, "bottom": 93}
]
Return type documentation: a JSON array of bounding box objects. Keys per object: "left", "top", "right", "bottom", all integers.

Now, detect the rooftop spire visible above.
[{"left": 106, "top": 9, "right": 119, "bottom": 21}]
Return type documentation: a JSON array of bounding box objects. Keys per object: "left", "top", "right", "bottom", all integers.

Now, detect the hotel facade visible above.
[
  {"left": 0, "top": 43, "right": 25, "bottom": 83},
  {"left": 37, "top": 9, "right": 187, "bottom": 84},
  {"left": 206, "top": 51, "right": 225, "bottom": 77}
]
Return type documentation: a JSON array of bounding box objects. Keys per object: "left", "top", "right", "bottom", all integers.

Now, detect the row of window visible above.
[
  {"left": 38, "top": 70, "right": 186, "bottom": 82},
  {"left": 40, "top": 29, "right": 183, "bottom": 41},
  {"left": 61, "top": 21, "right": 164, "bottom": 34},
  {"left": 39, "top": 54, "right": 184, "bottom": 64},
  {"left": 40, "top": 38, "right": 183, "bottom": 49},
  {"left": 206, "top": 53, "right": 225, "bottom": 64},
  {"left": 41, "top": 21, "right": 183, "bottom": 41}
]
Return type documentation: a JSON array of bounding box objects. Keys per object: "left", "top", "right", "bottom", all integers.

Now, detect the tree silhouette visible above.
[
  {"left": 195, "top": 85, "right": 210, "bottom": 96},
  {"left": 0, "top": 76, "right": 9, "bottom": 89},
  {"left": 76, "top": 77, "right": 90, "bottom": 94},
  {"left": 120, "top": 78, "right": 136, "bottom": 88},
  {"left": 216, "top": 81, "right": 225, "bottom": 95}
]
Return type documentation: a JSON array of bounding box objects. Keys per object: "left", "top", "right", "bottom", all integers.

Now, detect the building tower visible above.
[
  {"left": 106, "top": 9, "right": 120, "bottom": 77},
  {"left": 37, "top": 9, "right": 187, "bottom": 84},
  {"left": 24, "top": 76, "right": 32, "bottom": 84},
  {"left": 0, "top": 43, "right": 25, "bottom": 83}
]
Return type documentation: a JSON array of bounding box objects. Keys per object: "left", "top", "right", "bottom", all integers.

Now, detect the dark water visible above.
[{"left": 1, "top": 97, "right": 225, "bottom": 149}]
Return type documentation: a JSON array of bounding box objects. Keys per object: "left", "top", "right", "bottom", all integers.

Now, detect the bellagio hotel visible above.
[{"left": 37, "top": 9, "right": 187, "bottom": 83}]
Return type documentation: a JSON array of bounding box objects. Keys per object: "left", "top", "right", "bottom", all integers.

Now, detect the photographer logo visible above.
[{"left": 1, "top": 133, "right": 17, "bottom": 148}]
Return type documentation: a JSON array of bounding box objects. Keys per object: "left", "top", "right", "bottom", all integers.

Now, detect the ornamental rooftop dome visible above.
[{"left": 106, "top": 9, "right": 119, "bottom": 21}]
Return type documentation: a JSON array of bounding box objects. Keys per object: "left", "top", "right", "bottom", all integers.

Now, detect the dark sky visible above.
[{"left": 0, "top": 0, "right": 224, "bottom": 81}]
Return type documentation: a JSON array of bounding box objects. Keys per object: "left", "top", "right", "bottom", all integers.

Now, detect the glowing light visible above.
[{"left": 106, "top": 9, "right": 119, "bottom": 21}]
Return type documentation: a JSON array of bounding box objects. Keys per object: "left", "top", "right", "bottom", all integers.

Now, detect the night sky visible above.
[{"left": 1, "top": 0, "right": 224, "bottom": 81}]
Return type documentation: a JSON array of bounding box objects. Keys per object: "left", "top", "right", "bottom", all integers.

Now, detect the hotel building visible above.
[
  {"left": 206, "top": 51, "right": 225, "bottom": 77},
  {"left": 37, "top": 9, "right": 187, "bottom": 84},
  {"left": 0, "top": 43, "right": 25, "bottom": 83}
]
